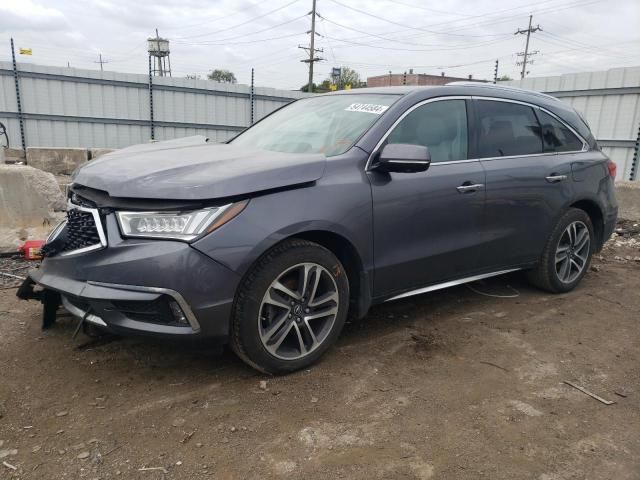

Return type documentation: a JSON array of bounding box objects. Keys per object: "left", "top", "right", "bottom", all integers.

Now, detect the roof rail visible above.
[{"left": 446, "top": 81, "right": 561, "bottom": 102}]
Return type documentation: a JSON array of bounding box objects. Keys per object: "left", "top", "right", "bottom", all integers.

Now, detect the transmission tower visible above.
[
  {"left": 515, "top": 15, "right": 542, "bottom": 79},
  {"left": 94, "top": 53, "right": 108, "bottom": 72},
  {"left": 299, "top": 0, "right": 323, "bottom": 92}
]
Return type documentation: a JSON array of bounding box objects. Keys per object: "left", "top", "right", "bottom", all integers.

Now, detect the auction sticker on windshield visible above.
[{"left": 345, "top": 103, "right": 389, "bottom": 115}]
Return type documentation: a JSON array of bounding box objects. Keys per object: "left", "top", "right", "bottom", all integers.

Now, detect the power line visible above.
[
  {"left": 174, "top": 15, "right": 307, "bottom": 45},
  {"left": 174, "top": 0, "right": 303, "bottom": 40},
  {"left": 515, "top": 15, "right": 542, "bottom": 79},
  {"left": 326, "top": 0, "right": 517, "bottom": 38}
]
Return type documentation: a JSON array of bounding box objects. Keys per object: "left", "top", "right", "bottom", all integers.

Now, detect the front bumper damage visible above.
[{"left": 18, "top": 210, "right": 242, "bottom": 340}]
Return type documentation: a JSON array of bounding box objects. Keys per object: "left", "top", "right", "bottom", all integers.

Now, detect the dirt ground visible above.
[{"left": 1, "top": 226, "right": 639, "bottom": 480}]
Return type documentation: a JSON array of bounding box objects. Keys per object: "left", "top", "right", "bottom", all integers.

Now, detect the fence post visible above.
[
  {"left": 250, "top": 68, "right": 255, "bottom": 126},
  {"left": 631, "top": 119, "right": 639, "bottom": 181},
  {"left": 148, "top": 55, "right": 155, "bottom": 141},
  {"left": 10, "top": 38, "right": 26, "bottom": 152}
]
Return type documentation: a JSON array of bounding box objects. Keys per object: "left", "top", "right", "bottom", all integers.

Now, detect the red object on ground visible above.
[{"left": 18, "top": 240, "right": 45, "bottom": 260}]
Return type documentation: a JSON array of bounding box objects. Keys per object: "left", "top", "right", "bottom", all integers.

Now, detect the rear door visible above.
[
  {"left": 369, "top": 98, "right": 488, "bottom": 297},
  {"left": 473, "top": 98, "right": 578, "bottom": 267}
]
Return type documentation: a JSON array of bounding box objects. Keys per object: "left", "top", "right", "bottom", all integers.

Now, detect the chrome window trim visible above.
[
  {"left": 472, "top": 95, "right": 589, "bottom": 154},
  {"left": 58, "top": 201, "right": 108, "bottom": 257},
  {"left": 365, "top": 94, "right": 589, "bottom": 171},
  {"left": 385, "top": 268, "right": 522, "bottom": 302},
  {"left": 87, "top": 281, "right": 201, "bottom": 332}
]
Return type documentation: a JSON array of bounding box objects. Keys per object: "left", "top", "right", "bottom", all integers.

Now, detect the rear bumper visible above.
[
  {"left": 21, "top": 233, "right": 242, "bottom": 340},
  {"left": 600, "top": 205, "right": 618, "bottom": 250}
]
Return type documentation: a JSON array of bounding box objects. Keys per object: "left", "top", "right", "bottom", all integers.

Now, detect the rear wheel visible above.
[
  {"left": 230, "top": 239, "right": 349, "bottom": 374},
  {"left": 527, "top": 208, "right": 594, "bottom": 293}
]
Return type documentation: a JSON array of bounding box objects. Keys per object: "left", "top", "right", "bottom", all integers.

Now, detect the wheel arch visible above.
[
  {"left": 289, "top": 230, "right": 371, "bottom": 319},
  {"left": 569, "top": 198, "right": 606, "bottom": 250}
]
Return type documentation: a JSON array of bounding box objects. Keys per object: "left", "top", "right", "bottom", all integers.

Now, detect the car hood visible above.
[{"left": 72, "top": 136, "right": 327, "bottom": 200}]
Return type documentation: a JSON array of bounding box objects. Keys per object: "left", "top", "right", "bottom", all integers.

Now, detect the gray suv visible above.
[{"left": 19, "top": 83, "right": 618, "bottom": 374}]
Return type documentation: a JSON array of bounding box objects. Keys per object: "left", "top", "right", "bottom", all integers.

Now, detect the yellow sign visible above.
[
  {"left": 19, "top": 48, "right": 32, "bottom": 55},
  {"left": 330, "top": 84, "right": 337, "bottom": 91}
]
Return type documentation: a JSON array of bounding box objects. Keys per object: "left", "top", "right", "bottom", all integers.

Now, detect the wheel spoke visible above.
[
  {"left": 292, "top": 323, "right": 308, "bottom": 354},
  {"left": 261, "top": 310, "right": 290, "bottom": 343},
  {"left": 309, "top": 290, "right": 338, "bottom": 308},
  {"left": 264, "top": 289, "right": 292, "bottom": 310},
  {"left": 558, "top": 257, "right": 571, "bottom": 281},
  {"left": 270, "top": 321, "right": 295, "bottom": 352},
  {"left": 570, "top": 258, "right": 582, "bottom": 273},
  {"left": 301, "top": 319, "right": 318, "bottom": 347},
  {"left": 272, "top": 281, "right": 300, "bottom": 301},
  {"left": 305, "top": 305, "right": 339, "bottom": 321},
  {"left": 307, "top": 268, "right": 322, "bottom": 305}
]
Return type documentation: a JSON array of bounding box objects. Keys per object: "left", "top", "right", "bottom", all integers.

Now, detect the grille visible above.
[
  {"left": 110, "top": 297, "right": 181, "bottom": 325},
  {"left": 61, "top": 208, "right": 103, "bottom": 253}
]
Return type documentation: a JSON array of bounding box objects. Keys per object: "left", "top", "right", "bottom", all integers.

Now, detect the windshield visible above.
[{"left": 230, "top": 94, "right": 400, "bottom": 157}]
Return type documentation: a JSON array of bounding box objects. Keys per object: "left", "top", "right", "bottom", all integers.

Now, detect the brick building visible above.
[{"left": 367, "top": 71, "right": 486, "bottom": 87}]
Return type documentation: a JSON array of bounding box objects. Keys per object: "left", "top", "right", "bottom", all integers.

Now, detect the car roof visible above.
[{"left": 327, "top": 83, "right": 561, "bottom": 104}]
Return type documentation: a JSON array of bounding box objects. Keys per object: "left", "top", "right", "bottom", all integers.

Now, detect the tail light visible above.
[{"left": 606, "top": 160, "right": 617, "bottom": 179}]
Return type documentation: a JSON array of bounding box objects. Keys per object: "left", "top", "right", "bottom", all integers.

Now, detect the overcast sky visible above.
[{"left": 1, "top": 0, "right": 638, "bottom": 90}]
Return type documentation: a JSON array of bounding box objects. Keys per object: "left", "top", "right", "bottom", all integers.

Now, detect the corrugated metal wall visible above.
[
  {"left": 0, "top": 61, "right": 308, "bottom": 149},
  {"left": 502, "top": 67, "right": 640, "bottom": 181}
]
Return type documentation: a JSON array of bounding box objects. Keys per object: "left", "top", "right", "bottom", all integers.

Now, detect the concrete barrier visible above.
[
  {"left": 89, "top": 148, "right": 114, "bottom": 160},
  {"left": 26, "top": 147, "right": 88, "bottom": 175},
  {"left": 616, "top": 182, "right": 640, "bottom": 220},
  {"left": 0, "top": 164, "right": 66, "bottom": 248}
]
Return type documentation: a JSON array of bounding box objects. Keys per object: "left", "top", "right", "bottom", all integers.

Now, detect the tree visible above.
[
  {"left": 497, "top": 75, "right": 513, "bottom": 81},
  {"left": 327, "top": 66, "right": 362, "bottom": 90},
  {"left": 185, "top": 74, "right": 201, "bottom": 80},
  {"left": 207, "top": 69, "right": 237, "bottom": 83}
]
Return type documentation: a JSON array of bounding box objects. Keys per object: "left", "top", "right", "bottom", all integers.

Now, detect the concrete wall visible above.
[
  {"left": 0, "top": 62, "right": 309, "bottom": 150},
  {"left": 616, "top": 182, "right": 640, "bottom": 220}
]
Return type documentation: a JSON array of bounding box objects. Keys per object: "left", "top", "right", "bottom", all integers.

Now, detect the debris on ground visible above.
[{"left": 563, "top": 380, "right": 616, "bottom": 405}]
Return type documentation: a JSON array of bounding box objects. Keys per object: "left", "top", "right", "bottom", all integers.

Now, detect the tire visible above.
[
  {"left": 527, "top": 208, "right": 594, "bottom": 293},
  {"left": 230, "top": 239, "right": 349, "bottom": 374}
]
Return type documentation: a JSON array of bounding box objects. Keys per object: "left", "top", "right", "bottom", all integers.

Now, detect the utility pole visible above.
[
  {"left": 94, "top": 53, "right": 108, "bottom": 71},
  {"left": 493, "top": 59, "right": 499, "bottom": 84},
  {"left": 299, "top": 0, "right": 323, "bottom": 92},
  {"left": 515, "top": 15, "right": 541, "bottom": 79}
]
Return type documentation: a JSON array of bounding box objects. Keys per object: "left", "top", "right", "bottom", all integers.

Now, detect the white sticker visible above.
[{"left": 345, "top": 103, "right": 389, "bottom": 115}]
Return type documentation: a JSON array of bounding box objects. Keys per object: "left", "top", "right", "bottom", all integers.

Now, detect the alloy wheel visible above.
[
  {"left": 258, "top": 263, "right": 339, "bottom": 360},
  {"left": 555, "top": 220, "right": 590, "bottom": 284}
]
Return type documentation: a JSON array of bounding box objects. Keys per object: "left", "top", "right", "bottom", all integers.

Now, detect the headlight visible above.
[{"left": 116, "top": 200, "right": 248, "bottom": 241}]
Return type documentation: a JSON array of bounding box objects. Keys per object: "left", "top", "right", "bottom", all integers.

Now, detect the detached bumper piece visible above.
[{"left": 18, "top": 272, "right": 200, "bottom": 337}]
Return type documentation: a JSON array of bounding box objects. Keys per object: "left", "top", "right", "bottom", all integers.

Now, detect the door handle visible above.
[
  {"left": 545, "top": 174, "right": 567, "bottom": 183},
  {"left": 456, "top": 183, "right": 484, "bottom": 193}
]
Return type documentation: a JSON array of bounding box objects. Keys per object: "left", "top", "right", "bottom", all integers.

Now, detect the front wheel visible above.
[
  {"left": 527, "top": 208, "right": 594, "bottom": 293},
  {"left": 230, "top": 239, "right": 349, "bottom": 374}
]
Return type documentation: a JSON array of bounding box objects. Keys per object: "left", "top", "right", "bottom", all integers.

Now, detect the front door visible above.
[{"left": 368, "top": 98, "right": 489, "bottom": 298}]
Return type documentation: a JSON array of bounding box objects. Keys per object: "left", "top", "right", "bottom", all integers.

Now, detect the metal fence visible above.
[
  {"left": 0, "top": 61, "right": 308, "bottom": 150},
  {"left": 503, "top": 66, "right": 640, "bottom": 181}
]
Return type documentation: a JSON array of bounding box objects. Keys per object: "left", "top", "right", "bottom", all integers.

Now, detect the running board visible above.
[{"left": 385, "top": 268, "right": 522, "bottom": 302}]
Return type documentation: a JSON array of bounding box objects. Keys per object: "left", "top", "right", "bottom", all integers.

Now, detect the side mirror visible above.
[{"left": 373, "top": 143, "right": 431, "bottom": 173}]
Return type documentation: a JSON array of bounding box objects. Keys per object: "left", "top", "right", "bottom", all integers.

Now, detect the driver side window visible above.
[{"left": 386, "top": 100, "right": 468, "bottom": 163}]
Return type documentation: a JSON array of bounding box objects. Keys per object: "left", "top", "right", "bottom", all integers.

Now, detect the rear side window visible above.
[
  {"left": 386, "top": 99, "right": 468, "bottom": 163},
  {"left": 537, "top": 110, "right": 584, "bottom": 152},
  {"left": 476, "top": 100, "right": 543, "bottom": 158}
]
